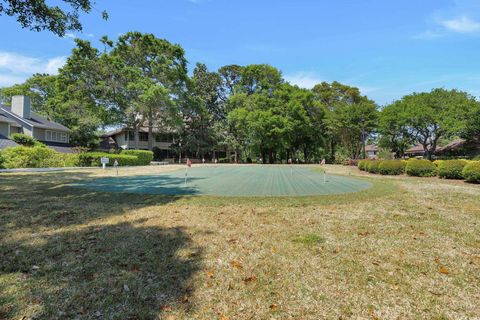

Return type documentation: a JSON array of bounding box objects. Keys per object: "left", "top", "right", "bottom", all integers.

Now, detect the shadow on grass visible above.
[
  {"left": 0, "top": 222, "right": 201, "bottom": 319},
  {"left": 0, "top": 172, "right": 202, "bottom": 319}
]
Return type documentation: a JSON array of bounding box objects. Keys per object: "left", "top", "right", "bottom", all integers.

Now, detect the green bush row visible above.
[
  {"left": 121, "top": 150, "right": 153, "bottom": 165},
  {"left": 358, "top": 158, "right": 480, "bottom": 182},
  {"left": 0, "top": 147, "right": 153, "bottom": 169},
  {"left": 462, "top": 162, "right": 480, "bottom": 182},
  {"left": 358, "top": 159, "right": 406, "bottom": 175},
  {"left": 78, "top": 152, "right": 139, "bottom": 167}
]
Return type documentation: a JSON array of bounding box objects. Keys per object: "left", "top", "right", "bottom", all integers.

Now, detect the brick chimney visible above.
[{"left": 11, "top": 95, "right": 31, "bottom": 119}]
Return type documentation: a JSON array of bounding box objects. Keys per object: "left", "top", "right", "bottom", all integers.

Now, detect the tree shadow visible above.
[
  {"left": 71, "top": 174, "right": 204, "bottom": 195},
  {"left": 0, "top": 222, "right": 202, "bottom": 319},
  {"left": 0, "top": 172, "right": 195, "bottom": 230}
]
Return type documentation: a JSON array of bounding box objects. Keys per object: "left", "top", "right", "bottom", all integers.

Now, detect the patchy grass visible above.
[
  {"left": 291, "top": 233, "right": 326, "bottom": 246},
  {"left": 0, "top": 165, "right": 479, "bottom": 319}
]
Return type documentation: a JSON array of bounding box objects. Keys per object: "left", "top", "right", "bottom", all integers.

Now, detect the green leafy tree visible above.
[
  {"left": 378, "top": 100, "right": 413, "bottom": 158},
  {"left": 388, "top": 89, "right": 477, "bottom": 159},
  {"left": 0, "top": 0, "right": 107, "bottom": 36}
]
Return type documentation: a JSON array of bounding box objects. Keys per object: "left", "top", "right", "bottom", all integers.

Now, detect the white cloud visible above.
[
  {"left": 412, "top": 30, "right": 443, "bottom": 40},
  {"left": 440, "top": 16, "right": 480, "bottom": 33},
  {"left": 64, "top": 33, "right": 77, "bottom": 39},
  {"left": 284, "top": 72, "right": 323, "bottom": 89},
  {"left": 0, "top": 51, "right": 66, "bottom": 87}
]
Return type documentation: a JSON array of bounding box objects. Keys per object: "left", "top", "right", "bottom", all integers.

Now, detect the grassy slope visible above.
[{"left": 0, "top": 165, "right": 479, "bottom": 319}]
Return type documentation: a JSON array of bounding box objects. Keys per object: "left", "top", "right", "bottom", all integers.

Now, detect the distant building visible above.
[
  {"left": 100, "top": 127, "right": 176, "bottom": 159},
  {"left": 436, "top": 139, "right": 480, "bottom": 158},
  {"left": 365, "top": 145, "right": 379, "bottom": 159},
  {"left": 0, "top": 96, "right": 72, "bottom": 153},
  {"left": 405, "top": 144, "right": 428, "bottom": 158}
]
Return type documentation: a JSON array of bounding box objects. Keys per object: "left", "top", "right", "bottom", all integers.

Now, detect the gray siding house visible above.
[{"left": 0, "top": 96, "right": 72, "bottom": 153}]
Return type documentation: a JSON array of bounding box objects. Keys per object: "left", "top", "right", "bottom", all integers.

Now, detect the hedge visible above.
[
  {"left": 121, "top": 150, "right": 153, "bottom": 165},
  {"left": 1, "top": 146, "right": 64, "bottom": 169},
  {"left": 366, "top": 160, "right": 381, "bottom": 173},
  {"left": 9, "top": 133, "right": 44, "bottom": 147},
  {"left": 405, "top": 159, "right": 437, "bottom": 177},
  {"left": 357, "top": 159, "right": 369, "bottom": 171},
  {"left": 462, "top": 161, "right": 480, "bottom": 182},
  {"left": 437, "top": 160, "right": 467, "bottom": 179},
  {"left": 378, "top": 160, "right": 406, "bottom": 175},
  {"left": 78, "top": 152, "right": 139, "bottom": 167},
  {"left": 0, "top": 151, "right": 5, "bottom": 169}
]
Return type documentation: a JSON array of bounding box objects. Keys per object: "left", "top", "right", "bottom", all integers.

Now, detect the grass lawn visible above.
[{"left": 0, "top": 165, "right": 479, "bottom": 319}]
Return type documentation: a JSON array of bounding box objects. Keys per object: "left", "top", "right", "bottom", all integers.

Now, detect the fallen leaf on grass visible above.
[
  {"left": 242, "top": 275, "right": 257, "bottom": 283},
  {"left": 439, "top": 267, "right": 449, "bottom": 275},
  {"left": 230, "top": 260, "right": 243, "bottom": 269},
  {"left": 206, "top": 269, "right": 215, "bottom": 278},
  {"left": 160, "top": 305, "right": 172, "bottom": 312}
]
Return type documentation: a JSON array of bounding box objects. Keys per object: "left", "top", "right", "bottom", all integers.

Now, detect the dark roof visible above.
[
  {"left": 436, "top": 139, "right": 466, "bottom": 152},
  {"left": 0, "top": 109, "right": 17, "bottom": 124},
  {"left": 406, "top": 144, "right": 425, "bottom": 153},
  {"left": 40, "top": 141, "right": 74, "bottom": 153},
  {"left": 0, "top": 134, "right": 18, "bottom": 149},
  {"left": 0, "top": 106, "right": 70, "bottom": 132}
]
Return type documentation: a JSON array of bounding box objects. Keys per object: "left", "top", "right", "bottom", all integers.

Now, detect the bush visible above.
[
  {"left": 344, "top": 159, "right": 358, "bottom": 166},
  {"left": 10, "top": 133, "right": 44, "bottom": 147},
  {"left": 358, "top": 159, "right": 371, "bottom": 171},
  {"left": 405, "top": 159, "right": 437, "bottom": 177},
  {"left": 462, "top": 161, "right": 480, "bottom": 182},
  {"left": 0, "top": 151, "right": 5, "bottom": 169},
  {"left": 378, "top": 160, "right": 406, "bottom": 175},
  {"left": 366, "top": 160, "right": 381, "bottom": 173},
  {"left": 121, "top": 150, "right": 153, "bottom": 165},
  {"left": 78, "top": 152, "right": 139, "bottom": 167},
  {"left": 437, "top": 160, "right": 467, "bottom": 179},
  {"left": 2, "top": 146, "right": 63, "bottom": 168}
]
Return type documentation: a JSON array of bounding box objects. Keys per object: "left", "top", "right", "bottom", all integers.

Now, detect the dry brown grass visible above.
[{"left": 0, "top": 165, "right": 479, "bottom": 319}]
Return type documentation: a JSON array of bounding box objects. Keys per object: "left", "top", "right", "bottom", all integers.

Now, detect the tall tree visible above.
[
  {"left": 387, "top": 89, "right": 477, "bottom": 159},
  {"left": 0, "top": 0, "right": 107, "bottom": 36}
]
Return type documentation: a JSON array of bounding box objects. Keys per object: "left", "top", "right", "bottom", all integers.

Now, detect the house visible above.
[
  {"left": 405, "top": 144, "right": 427, "bottom": 158},
  {"left": 436, "top": 139, "right": 480, "bottom": 158},
  {"left": 0, "top": 96, "right": 73, "bottom": 153},
  {"left": 101, "top": 127, "right": 176, "bottom": 159},
  {"left": 365, "top": 145, "right": 379, "bottom": 159}
]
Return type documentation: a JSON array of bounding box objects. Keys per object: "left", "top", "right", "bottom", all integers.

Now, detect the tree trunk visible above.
[
  {"left": 147, "top": 108, "right": 153, "bottom": 150},
  {"left": 134, "top": 127, "right": 139, "bottom": 150}
]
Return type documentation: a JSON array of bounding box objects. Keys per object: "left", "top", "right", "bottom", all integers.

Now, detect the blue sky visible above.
[{"left": 1, "top": 0, "right": 480, "bottom": 105}]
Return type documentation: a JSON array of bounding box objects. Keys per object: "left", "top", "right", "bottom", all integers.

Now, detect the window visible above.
[
  {"left": 139, "top": 132, "right": 149, "bottom": 141},
  {"left": 46, "top": 130, "right": 68, "bottom": 143}
]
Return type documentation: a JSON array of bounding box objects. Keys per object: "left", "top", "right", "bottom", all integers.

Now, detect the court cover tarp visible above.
[{"left": 73, "top": 166, "right": 372, "bottom": 196}]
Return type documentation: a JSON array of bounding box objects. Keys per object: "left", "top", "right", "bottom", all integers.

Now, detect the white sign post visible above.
[{"left": 101, "top": 157, "right": 109, "bottom": 169}]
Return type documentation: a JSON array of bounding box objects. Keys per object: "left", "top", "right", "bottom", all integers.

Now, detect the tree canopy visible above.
[{"left": 0, "top": 0, "right": 107, "bottom": 36}]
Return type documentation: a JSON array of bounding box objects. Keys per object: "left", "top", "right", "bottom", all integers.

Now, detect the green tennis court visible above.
[{"left": 72, "top": 166, "right": 372, "bottom": 196}]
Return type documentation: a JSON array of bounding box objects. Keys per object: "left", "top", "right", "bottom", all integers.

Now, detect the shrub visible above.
[
  {"left": 10, "top": 133, "right": 44, "bottom": 147},
  {"left": 378, "top": 160, "right": 406, "bottom": 175},
  {"left": 358, "top": 159, "right": 371, "bottom": 171},
  {"left": 437, "top": 160, "right": 467, "bottom": 179},
  {"left": 366, "top": 160, "right": 381, "bottom": 173},
  {"left": 344, "top": 159, "right": 358, "bottom": 166},
  {"left": 462, "top": 161, "right": 480, "bottom": 183},
  {"left": 2, "top": 146, "right": 63, "bottom": 168},
  {"left": 405, "top": 159, "right": 437, "bottom": 177},
  {"left": 122, "top": 150, "right": 153, "bottom": 165},
  {"left": 78, "top": 152, "right": 139, "bottom": 167},
  {"left": 0, "top": 151, "right": 5, "bottom": 169}
]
